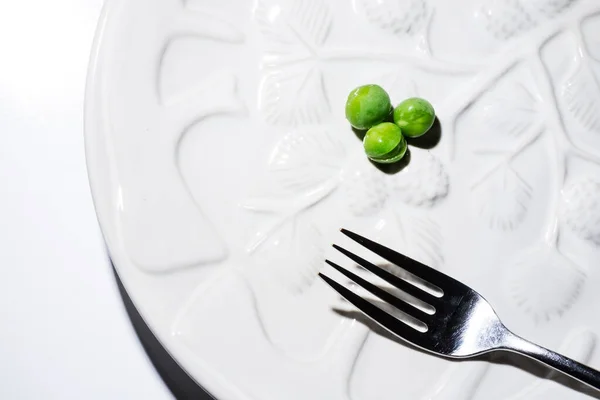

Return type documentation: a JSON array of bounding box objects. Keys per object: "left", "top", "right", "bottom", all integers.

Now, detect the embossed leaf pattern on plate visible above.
[
  {"left": 477, "top": 0, "right": 578, "bottom": 40},
  {"left": 525, "top": 0, "right": 577, "bottom": 18},
  {"left": 478, "top": 0, "right": 536, "bottom": 41},
  {"left": 582, "top": 12, "right": 600, "bottom": 62},
  {"left": 243, "top": 128, "right": 344, "bottom": 253},
  {"left": 88, "top": 0, "right": 600, "bottom": 399},
  {"left": 255, "top": 0, "right": 332, "bottom": 56},
  {"left": 343, "top": 164, "right": 389, "bottom": 217},
  {"left": 562, "top": 178, "right": 600, "bottom": 246},
  {"left": 395, "top": 213, "right": 444, "bottom": 269},
  {"left": 244, "top": 130, "right": 339, "bottom": 294},
  {"left": 465, "top": 80, "right": 541, "bottom": 231},
  {"left": 267, "top": 128, "right": 345, "bottom": 194},
  {"left": 357, "top": 0, "right": 430, "bottom": 38},
  {"left": 377, "top": 69, "right": 419, "bottom": 104},
  {"left": 473, "top": 165, "right": 533, "bottom": 231},
  {"left": 256, "top": 0, "right": 333, "bottom": 125},
  {"left": 562, "top": 53, "right": 600, "bottom": 134},
  {"left": 254, "top": 220, "right": 325, "bottom": 295},
  {"left": 259, "top": 67, "right": 330, "bottom": 126},
  {"left": 506, "top": 244, "right": 585, "bottom": 322},
  {"left": 471, "top": 82, "right": 540, "bottom": 138},
  {"left": 389, "top": 150, "right": 449, "bottom": 208},
  {"left": 343, "top": 148, "right": 450, "bottom": 218}
]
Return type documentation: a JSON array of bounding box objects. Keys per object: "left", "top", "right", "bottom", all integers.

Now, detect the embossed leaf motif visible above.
[
  {"left": 371, "top": 213, "right": 444, "bottom": 269},
  {"left": 473, "top": 166, "right": 532, "bottom": 231},
  {"left": 472, "top": 83, "right": 539, "bottom": 138},
  {"left": 358, "top": 0, "right": 430, "bottom": 37},
  {"left": 561, "top": 178, "right": 600, "bottom": 245},
  {"left": 378, "top": 70, "right": 418, "bottom": 102},
  {"left": 478, "top": 0, "right": 535, "bottom": 41},
  {"left": 562, "top": 57, "right": 600, "bottom": 134},
  {"left": 254, "top": 0, "right": 332, "bottom": 56},
  {"left": 396, "top": 214, "right": 444, "bottom": 269},
  {"left": 582, "top": 13, "right": 600, "bottom": 62},
  {"left": 506, "top": 244, "right": 584, "bottom": 322},
  {"left": 390, "top": 151, "right": 449, "bottom": 208},
  {"left": 268, "top": 128, "right": 345, "bottom": 194},
  {"left": 243, "top": 129, "right": 344, "bottom": 253},
  {"left": 254, "top": 0, "right": 333, "bottom": 126},
  {"left": 256, "top": 220, "right": 325, "bottom": 295},
  {"left": 260, "top": 67, "right": 330, "bottom": 126},
  {"left": 342, "top": 164, "right": 388, "bottom": 217},
  {"left": 478, "top": 0, "right": 577, "bottom": 40},
  {"left": 523, "top": 0, "right": 577, "bottom": 18}
]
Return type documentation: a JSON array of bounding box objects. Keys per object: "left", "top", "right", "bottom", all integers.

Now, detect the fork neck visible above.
[{"left": 500, "top": 330, "right": 600, "bottom": 391}]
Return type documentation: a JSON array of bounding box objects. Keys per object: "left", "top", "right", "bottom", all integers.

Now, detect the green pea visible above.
[
  {"left": 393, "top": 97, "right": 436, "bottom": 138},
  {"left": 345, "top": 84, "right": 392, "bottom": 130},
  {"left": 363, "top": 122, "right": 407, "bottom": 164}
]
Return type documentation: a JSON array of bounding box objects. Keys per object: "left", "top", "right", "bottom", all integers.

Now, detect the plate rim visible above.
[{"left": 83, "top": 2, "right": 258, "bottom": 399}]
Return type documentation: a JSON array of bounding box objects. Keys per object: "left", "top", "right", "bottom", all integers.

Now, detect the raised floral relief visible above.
[
  {"left": 343, "top": 164, "right": 389, "bottom": 217},
  {"left": 472, "top": 159, "right": 534, "bottom": 232},
  {"left": 394, "top": 213, "right": 445, "bottom": 269},
  {"left": 242, "top": 128, "right": 345, "bottom": 255},
  {"left": 443, "top": 11, "right": 600, "bottom": 321},
  {"left": 357, "top": 0, "right": 431, "bottom": 52},
  {"left": 159, "top": 0, "right": 600, "bottom": 398},
  {"left": 254, "top": 0, "right": 478, "bottom": 127},
  {"left": 255, "top": 0, "right": 333, "bottom": 125},
  {"left": 391, "top": 151, "right": 449, "bottom": 208},
  {"left": 562, "top": 178, "right": 600, "bottom": 246},
  {"left": 582, "top": 12, "right": 600, "bottom": 62},
  {"left": 461, "top": 77, "right": 542, "bottom": 232},
  {"left": 470, "top": 82, "right": 541, "bottom": 138},
  {"left": 240, "top": 1, "right": 600, "bottom": 393},
  {"left": 562, "top": 50, "right": 600, "bottom": 134},
  {"left": 478, "top": 0, "right": 578, "bottom": 40},
  {"left": 506, "top": 243, "right": 585, "bottom": 322}
]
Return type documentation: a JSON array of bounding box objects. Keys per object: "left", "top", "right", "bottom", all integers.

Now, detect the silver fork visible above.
[{"left": 320, "top": 229, "right": 600, "bottom": 392}]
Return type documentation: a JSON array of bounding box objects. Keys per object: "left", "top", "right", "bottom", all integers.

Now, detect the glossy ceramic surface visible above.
[{"left": 86, "top": 0, "right": 600, "bottom": 398}]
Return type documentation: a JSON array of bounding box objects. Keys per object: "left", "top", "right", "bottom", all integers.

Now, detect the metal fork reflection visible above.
[{"left": 320, "top": 229, "right": 600, "bottom": 392}]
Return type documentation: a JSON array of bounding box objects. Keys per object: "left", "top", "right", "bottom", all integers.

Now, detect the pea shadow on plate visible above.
[
  {"left": 352, "top": 126, "right": 367, "bottom": 141},
  {"left": 332, "top": 307, "right": 600, "bottom": 399},
  {"left": 370, "top": 148, "right": 411, "bottom": 175},
  {"left": 406, "top": 117, "right": 442, "bottom": 149}
]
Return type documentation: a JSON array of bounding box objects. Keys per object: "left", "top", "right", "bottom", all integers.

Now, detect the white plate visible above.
[{"left": 86, "top": 0, "right": 600, "bottom": 398}]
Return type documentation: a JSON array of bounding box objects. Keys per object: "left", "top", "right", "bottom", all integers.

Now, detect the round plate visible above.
[{"left": 86, "top": 0, "right": 600, "bottom": 398}]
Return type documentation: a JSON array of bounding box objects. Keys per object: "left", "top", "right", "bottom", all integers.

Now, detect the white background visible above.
[{"left": 0, "top": 1, "right": 173, "bottom": 398}]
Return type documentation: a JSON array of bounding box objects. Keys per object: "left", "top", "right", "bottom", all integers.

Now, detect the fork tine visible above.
[
  {"left": 332, "top": 244, "right": 440, "bottom": 304},
  {"left": 341, "top": 229, "right": 457, "bottom": 291},
  {"left": 319, "top": 273, "right": 423, "bottom": 344},
  {"left": 325, "top": 260, "right": 431, "bottom": 323}
]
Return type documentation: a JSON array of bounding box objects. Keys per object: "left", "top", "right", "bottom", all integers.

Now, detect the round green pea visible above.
[
  {"left": 345, "top": 84, "right": 392, "bottom": 130},
  {"left": 393, "top": 97, "right": 436, "bottom": 138},
  {"left": 363, "top": 122, "right": 407, "bottom": 164}
]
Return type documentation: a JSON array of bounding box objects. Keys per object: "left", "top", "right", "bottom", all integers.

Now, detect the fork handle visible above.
[{"left": 507, "top": 333, "right": 600, "bottom": 391}]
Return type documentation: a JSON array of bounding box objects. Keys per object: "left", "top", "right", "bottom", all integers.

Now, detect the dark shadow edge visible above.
[{"left": 112, "top": 261, "right": 214, "bottom": 400}]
